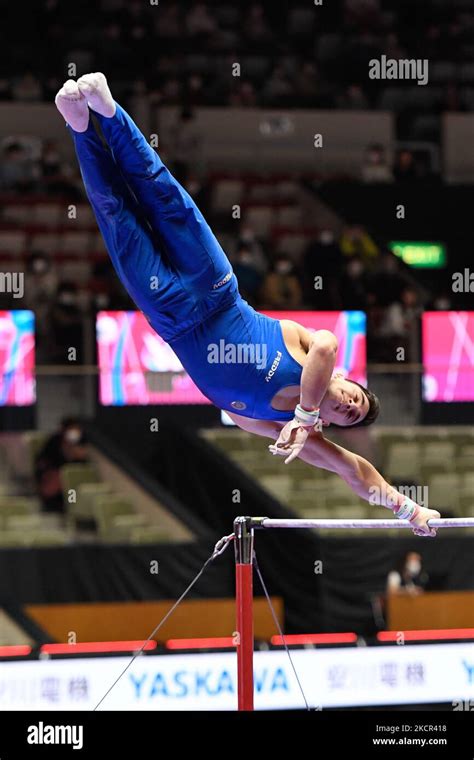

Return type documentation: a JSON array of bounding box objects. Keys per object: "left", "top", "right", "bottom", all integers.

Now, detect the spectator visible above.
[
  {"left": 161, "top": 77, "right": 182, "bottom": 105},
  {"left": 339, "top": 225, "right": 379, "bottom": 263},
  {"left": 88, "top": 260, "right": 129, "bottom": 311},
  {"left": 295, "top": 62, "right": 319, "bottom": 105},
  {"left": 186, "top": 3, "right": 217, "bottom": 38},
  {"left": 302, "top": 229, "right": 343, "bottom": 309},
  {"left": 170, "top": 108, "right": 202, "bottom": 184},
  {"left": 244, "top": 3, "right": 273, "bottom": 44},
  {"left": 154, "top": 2, "right": 181, "bottom": 38},
  {"left": 339, "top": 255, "right": 369, "bottom": 310},
  {"left": 238, "top": 226, "right": 268, "bottom": 274},
  {"left": 231, "top": 244, "right": 263, "bottom": 305},
  {"left": 373, "top": 285, "right": 421, "bottom": 360},
  {"left": 35, "top": 417, "right": 89, "bottom": 514},
  {"left": 393, "top": 149, "right": 418, "bottom": 183},
  {"left": 336, "top": 84, "right": 369, "bottom": 110},
  {"left": 368, "top": 252, "right": 410, "bottom": 306},
  {"left": 429, "top": 291, "right": 453, "bottom": 310},
  {"left": 229, "top": 81, "right": 258, "bottom": 107},
  {"left": 262, "top": 65, "right": 293, "bottom": 106},
  {"left": 260, "top": 254, "right": 303, "bottom": 309},
  {"left": 11, "top": 71, "right": 42, "bottom": 101},
  {"left": 386, "top": 552, "right": 428, "bottom": 596},
  {"left": 40, "top": 139, "right": 78, "bottom": 196},
  {"left": 0, "top": 141, "right": 39, "bottom": 193},
  {"left": 50, "top": 281, "right": 84, "bottom": 362},
  {"left": 361, "top": 143, "right": 393, "bottom": 183},
  {"left": 378, "top": 286, "right": 421, "bottom": 339},
  {"left": 382, "top": 32, "right": 406, "bottom": 60},
  {"left": 25, "top": 252, "right": 57, "bottom": 357}
]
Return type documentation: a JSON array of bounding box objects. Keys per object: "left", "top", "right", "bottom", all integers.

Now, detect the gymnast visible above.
[{"left": 55, "top": 73, "right": 440, "bottom": 537}]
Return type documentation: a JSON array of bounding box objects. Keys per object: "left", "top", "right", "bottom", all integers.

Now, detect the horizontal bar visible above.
[{"left": 260, "top": 518, "right": 474, "bottom": 530}]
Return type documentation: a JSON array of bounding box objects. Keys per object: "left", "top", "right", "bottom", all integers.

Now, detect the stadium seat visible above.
[
  {"left": 67, "top": 481, "right": 113, "bottom": 528},
  {"left": 32, "top": 203, "right": 61, "bottom": 227},
  {"left": 426, "top": 473, "right": 461, "bottom": 511},
  {"left": 60, "top": 463, "right": 101, "bottom": 508},
  {"left": 243, "top": 206, "right": 275, "bottom": 236},
  {"left": 60, "top": 231, "right": 91, "bottom": 254},
  {"left": 212, "top": 179, "right": 244, "bottom": 212},
  {"left": 421, "top": 442, "right": 456, "bottom": 469},
  {"left": 94, "top": 496, "right": 168, "bottom": 544},
  {"left": 0, "top": 231, "right": 26, "bottom": 254},
  {"left": 0, "top": 497, "right": 40, "bottom": 518},
  {"left": 431, "top": 62, "right": 457, "bottom": 83},
  {"left": 385, "top": 443, "right": 421, "bottom": 481}
]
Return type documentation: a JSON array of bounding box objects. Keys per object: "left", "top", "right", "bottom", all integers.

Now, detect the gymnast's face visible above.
[{"left": 319, "top": 374, "right": 370, "bottom": 427}]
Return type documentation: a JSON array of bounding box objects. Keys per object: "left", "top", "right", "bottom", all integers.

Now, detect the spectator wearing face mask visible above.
[
  {"left": 237, "top": 226, "right": 268, "bottom": 275},
  {"left": 0, "top": 142, "right": 39, "bottom": 193},
  {"left": 302, "top": 229, "right": 343, "bottom": 309},
  {"left": 386, "top": 552, "right": 428, "bottom": 596},
  {"left": 339, "top": 224, "right": 379, "bottom": 263},
  {"left": 26, "top": 252, "right": 58, "bottom": 359},
  {"left": 34, "top": 417, "right": 89, "bottom": 514},
  {"left": 340, "top": 254, "right": 369, "bottom": 310},
  {"left": 260, "top": 254, "right": 303, "bottom": 309},
  {"left": 50, "top": 281, "right": 84, "bottom": 362},
  {"left": 361, "top": 143, "right": 393, "bottom": 184},
  {"left": 231, "top": 244, "right": 263, "bottom": 306}
]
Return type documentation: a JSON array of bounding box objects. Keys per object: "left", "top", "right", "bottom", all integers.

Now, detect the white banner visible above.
[{"left": 0, "top": 643, "right": 473, "bottom": 710}]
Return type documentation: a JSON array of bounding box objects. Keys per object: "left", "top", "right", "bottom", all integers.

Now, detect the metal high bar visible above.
[{"left": 259, "top": 517, "right": 474, "bottom": 529}]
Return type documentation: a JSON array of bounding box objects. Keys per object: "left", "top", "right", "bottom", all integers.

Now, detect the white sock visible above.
[
  {"left": 54, "top": 80, "right": 89, "bottom": 132},
  {"left": 77, "top": 72, "right": 116, "bottom": 118}
]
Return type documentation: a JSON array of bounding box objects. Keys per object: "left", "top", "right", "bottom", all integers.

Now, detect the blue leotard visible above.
[{"left": 69, "top": 103, "right": 303, "bottom": 421}]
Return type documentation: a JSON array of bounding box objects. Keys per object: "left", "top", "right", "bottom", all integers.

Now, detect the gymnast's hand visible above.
[
  {"left": 269, "top": 419, "right": 312, "bottom": 464},
  {"left": 409, "top": 506, "right": 441, "bottom": 537},
  {"left": 268, "top": 407, "right": 321, "bottom": 464}
]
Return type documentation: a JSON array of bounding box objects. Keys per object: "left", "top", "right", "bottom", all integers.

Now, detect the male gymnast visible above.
[{"left": 55, "top": 73, "right": 440, "bottom": 536}]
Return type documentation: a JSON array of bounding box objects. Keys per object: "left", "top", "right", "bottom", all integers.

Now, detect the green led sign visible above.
[{"left": 388, "top": 241, "right": 446, "bottom": 268}]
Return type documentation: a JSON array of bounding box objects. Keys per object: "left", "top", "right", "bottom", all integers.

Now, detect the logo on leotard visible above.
[
  {"left": 231, "top": 401, "right": 247, "bottom": 410},
  {"left": 213, "top": 271, "right": 232, "bottom": 290},
  {"left": 265, "top": 350, "right": 282, "bottom": 382}
]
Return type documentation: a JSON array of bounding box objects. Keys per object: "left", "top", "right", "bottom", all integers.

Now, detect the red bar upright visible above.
[{"left": 234, "top": 516, "right": 255, "bottom": 711}]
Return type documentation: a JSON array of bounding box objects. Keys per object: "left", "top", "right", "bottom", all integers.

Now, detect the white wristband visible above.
[
  {"left": 394, "top": 497, "right": 419, "bottom": 522},
  {"left": 294, "top": 404, "right": 320, "bottom": 427}
]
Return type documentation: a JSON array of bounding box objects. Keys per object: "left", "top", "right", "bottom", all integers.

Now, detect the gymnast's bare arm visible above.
[{"left": 227, "top": 412, "right": 440, "bottom": 536}]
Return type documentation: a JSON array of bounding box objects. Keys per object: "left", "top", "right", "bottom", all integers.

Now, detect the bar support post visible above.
[{"left": 234, "top": 516, "right": 255, "bottom": 711}]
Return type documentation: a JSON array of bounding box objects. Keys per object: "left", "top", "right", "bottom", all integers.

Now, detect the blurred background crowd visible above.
[{"left": 0, "top": 0, "right": 470, "bottom": 365}]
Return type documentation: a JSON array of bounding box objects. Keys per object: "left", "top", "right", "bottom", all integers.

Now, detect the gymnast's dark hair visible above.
[{"left": 348, "top": 381, "right": 380, "bottom": 427}]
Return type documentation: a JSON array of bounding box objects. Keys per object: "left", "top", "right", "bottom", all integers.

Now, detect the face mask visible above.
[
  {"left": 319, "top": 231, "right": 334, "bottom": 245},
  {"left": 65, "top": 428, "right": 81, "bottom": 444},
  {"left": 406, "top": 560, "right": 421, "bottom": 575},
  {"left": 58, "top": 292, "right": 76, "bottom": 306},
  {"left": 348, "top": 261, "right": 363, "bottom": 277},
  {"left": 95, "top": 293, "right": 109, "bottom": 309},
  {"left": 240, "top": 229, "right": 254, "bottom": 243},
  {"left": 32, "top": 259, "right": 48, "bottom": 274}
]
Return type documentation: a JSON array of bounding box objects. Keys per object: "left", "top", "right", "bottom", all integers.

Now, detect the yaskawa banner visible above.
[{"left": 0, "top": 643, "right": 473, "bottom": 710}]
